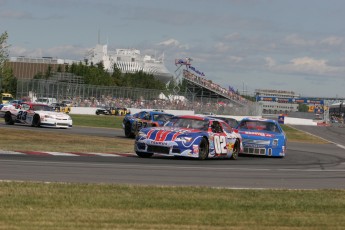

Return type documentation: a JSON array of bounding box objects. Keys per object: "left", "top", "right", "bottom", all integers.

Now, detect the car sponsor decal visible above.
[
  {"left": 155, "top": 130, "right": 171, "bottom": 141},
  {"left": 149, "top": 140, "right": 169, "bottom": 145},
  {"left": 240, "top": 131, "right": 274, "bottom": 137}
]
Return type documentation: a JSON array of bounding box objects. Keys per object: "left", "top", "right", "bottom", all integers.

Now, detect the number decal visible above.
[
  {"left": 16, "top": 111, "right": 28, "bottom": 121},
  {"left": 214, "top": 135, "right": 227, "bottom": 154},
  {"left": 22, "top": 111, "right": 27, "bottom": 121},
  {"left": 17, "top": 111, "right": 23, "bottom": 120}
]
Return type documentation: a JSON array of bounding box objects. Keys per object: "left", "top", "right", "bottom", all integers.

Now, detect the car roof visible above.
[
  {"left": 23, "top": 102, "right": 49, "bottom": 106},
  {"left": 172, "top": 115, "right": 214, "bottom": 121}
]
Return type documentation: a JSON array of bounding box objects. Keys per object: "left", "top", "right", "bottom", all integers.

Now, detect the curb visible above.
[{"left": 0, "top": 150, "right": 135, "bottom": 157}]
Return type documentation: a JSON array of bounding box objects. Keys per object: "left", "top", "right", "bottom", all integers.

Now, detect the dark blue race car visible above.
[
  {"left": 237, "top": 117, "right": 287, "bottom": 157},
  {"left": 122, "top": 110, "right": 174, "bottom": 138}
]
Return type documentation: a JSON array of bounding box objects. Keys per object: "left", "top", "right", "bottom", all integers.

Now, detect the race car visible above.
[
  {"left": 50, "top": 103, "right": 71, "bottom": 113},
  {"left": 237, "top": 117, "right": 286, "bottom": 157},
  {"left": 95, "top": 107, "right": 112, "bottom": 115},
  {"left": 123, "top": 110, "right": 174, "bottom": 138},
  {"left": 134, "top": 115, "right": 242, "bottom": 160},
  {"left": 96, "top": 107, "right": 129, "bottom": 115},
  {"left": 1, "top": 102, "right": 73, "bottom": 128}
]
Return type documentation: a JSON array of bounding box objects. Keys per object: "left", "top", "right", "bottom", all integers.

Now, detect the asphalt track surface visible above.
[{"left": 1, "top": 123, "right": 345, "bottom": 189}]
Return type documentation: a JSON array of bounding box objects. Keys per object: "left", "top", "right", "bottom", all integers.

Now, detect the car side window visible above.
[
  {"left": 138, "top": 112, "right": 146, "bottom": 119},
  {"left": 211, "top": 121, "right": 223, "bottom": 133},
  {"left": 21, "top": 104, "right": 30, "bottom": 111}
]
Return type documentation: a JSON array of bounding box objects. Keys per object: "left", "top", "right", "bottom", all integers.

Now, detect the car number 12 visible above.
[{"left": 214, "top": 135, "right": 227, "bottom": 154}]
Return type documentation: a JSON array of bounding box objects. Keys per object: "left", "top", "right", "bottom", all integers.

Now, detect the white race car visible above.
[{"left": 1, "top": 102, "right": 72, "bottom": 128}]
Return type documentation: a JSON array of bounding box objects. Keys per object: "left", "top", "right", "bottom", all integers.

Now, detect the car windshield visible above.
[
  {"left": 165, "top": 117, "right": 209, "bottom": 131},
  {"left": 153, "top": 114, "right": 174, "bottom": 122},
  {"left": 211, "top": 116, "right": 238, "bottom": 128},
  {"left": 238, "top": 120, "right": 280, "bottom": 133},
  {"left": 32, "top": 105, "right": 54, "bottom": 111}
]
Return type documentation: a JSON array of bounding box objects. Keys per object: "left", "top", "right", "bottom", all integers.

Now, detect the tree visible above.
[
  {"left": 298, "top": 103, "right": 309, "bottom": 112},
  {"left": 0, "top": 31, "right": 10, "bottom": 92},
  {"left": 1, "top": 66, "right": 17, "bottom": 96}
]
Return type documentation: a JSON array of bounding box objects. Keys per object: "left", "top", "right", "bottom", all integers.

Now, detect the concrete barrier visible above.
[
  {"left": 69, "top": 107, "right": 321, "bottom": 126},
  {"left": 69, "top": 107, "right": 195, "bottom": 116},
  {"left": 284, "top": 117, "right": 318, "bottom": 126}
]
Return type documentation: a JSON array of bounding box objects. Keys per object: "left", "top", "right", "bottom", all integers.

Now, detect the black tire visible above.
[
  {"left": 32, "top": 114, "right": 41, "bottom": 127},
  {"left": 198, "top": 137, "right": 209, "bottom": 160},
  {"left": 4, "top": 112, "right": 14, "bottom": 125},
  {"left": 230, "top": 139, "right": 240, "bottom": 160},
  {"left": 124, "top": 122, "right": 134, "bottom": 138},
  {"left": 136, "top": 151, "right": 154, "bottom": 158}
]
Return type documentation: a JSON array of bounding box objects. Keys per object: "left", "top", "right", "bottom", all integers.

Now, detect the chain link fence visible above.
[{"left": 16, "top": 78, "right": 260, "bottom": 116}]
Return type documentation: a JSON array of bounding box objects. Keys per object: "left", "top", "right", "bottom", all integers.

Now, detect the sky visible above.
[{"left": 1, "top": 0, "right": 345, "bottom": 98}]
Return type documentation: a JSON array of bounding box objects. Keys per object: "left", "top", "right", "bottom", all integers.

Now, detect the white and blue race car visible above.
[
  {"left": 135, "top": 115, "right": 243, "bottom": 160},
  {"left": 237, "top": 117, "right": 286, "bottom": 157}
]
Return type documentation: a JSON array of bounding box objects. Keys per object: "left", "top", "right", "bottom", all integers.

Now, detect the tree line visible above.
[{"left": 34, "top": 61, "right": 170, "bottom": 90}]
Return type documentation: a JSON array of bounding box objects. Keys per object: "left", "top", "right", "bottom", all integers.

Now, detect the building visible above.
[
  {"left": 85, "top": 44, "right": 174, "bottom": 83},
  {"left": 5, "top": 56, "right": 76, "bottom": 80},
  {"left": 255, "top": 89, "right": 300, "bottom": 114}
]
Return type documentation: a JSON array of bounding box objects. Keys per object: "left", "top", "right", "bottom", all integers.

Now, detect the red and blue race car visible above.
[
  {"left": 123, "top": 110, "right": 174, "bottom": 138},
  {"left": 134, "top": 115, "right": 242, "bottom": 160},
  {"left": 237, "top": 117, "right": 287, "bottom": 157}
]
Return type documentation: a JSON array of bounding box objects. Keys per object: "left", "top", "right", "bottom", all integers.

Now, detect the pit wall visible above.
[{"left": 69, "top": 107, "right": 320, "bottom": 126}]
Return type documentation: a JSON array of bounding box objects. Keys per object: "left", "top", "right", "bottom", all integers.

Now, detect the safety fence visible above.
[{"left": 16, "top": 79, "right": 260, "bottom": 116}]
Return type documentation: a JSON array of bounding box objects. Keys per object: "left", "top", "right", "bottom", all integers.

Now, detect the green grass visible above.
[
  {"left": 70, "top": 114, "right": 124, "bottom": 129},
  {"left": 281, "top": 125, "right": 328, "bottom": 144},
  {"left": 0, "top": 127, "right": 134, "bottom": 153},
  {"left": 0, "top": 182, "right": 344, "bottom": 229}
]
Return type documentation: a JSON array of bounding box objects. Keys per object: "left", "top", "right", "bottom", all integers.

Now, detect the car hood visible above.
[
  {"left": 140, "top": 126, "right": 205, "bottom": 142},
  {"left": 35, "top": 111, "right": 71, "bottom": 119}
]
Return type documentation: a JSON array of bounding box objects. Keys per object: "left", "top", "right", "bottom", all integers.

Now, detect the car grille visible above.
[
  {"left": 243, "top": 147, "right": 266, "bottom": 155},
  {"left": 172, "top": 147, "right": 181, "bottom": 154},
  {"left": 56, "top": 123, "right": 69, "bottom": 126},
  {"left": 147, "top": 145, "right": 170, "bottom": 154},
  {"left": 243, "top": 139, "right": 270, "bottom": 145}
]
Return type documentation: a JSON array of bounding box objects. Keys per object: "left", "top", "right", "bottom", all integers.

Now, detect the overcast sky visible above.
[{"left": 1, "top": 0, "right": 345, "bottom": 98}]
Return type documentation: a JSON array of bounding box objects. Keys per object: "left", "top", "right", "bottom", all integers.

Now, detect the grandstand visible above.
[{"left": 174, "top": 59, "right": 248, "bottom": 107}]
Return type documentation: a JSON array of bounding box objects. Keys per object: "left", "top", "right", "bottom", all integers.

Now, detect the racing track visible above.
[{"left": 1, "top": 123, "right": 345, "bottom": 189}]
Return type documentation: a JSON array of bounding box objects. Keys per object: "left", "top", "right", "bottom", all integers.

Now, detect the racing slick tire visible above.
[
  {"left": 230, "top": 139, "right": 240, "bottom": 160},
  {"left": 198, "top": 137, "right": 209, "bottom": 160},
  {"left": 32, "top": 114, "right": 41, "bottom": 127},
  {"left": 124, "top": 122, "right": 135, "bottom": 138},
  {"left": 4, "top": 112, "right": 14, "bottom": 125},
  {"left": 136, "top": 151, "right": 154, "bottom": 158}
]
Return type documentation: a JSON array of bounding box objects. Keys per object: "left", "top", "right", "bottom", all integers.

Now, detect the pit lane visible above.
[{"left": 1, "top": 123, "right": 345, "bottom": 189}]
